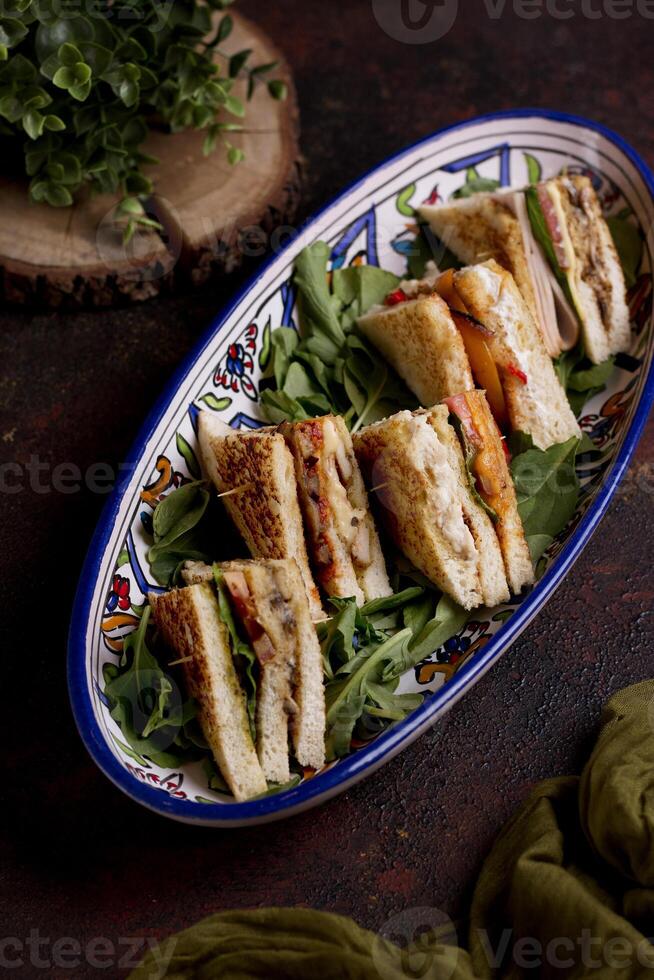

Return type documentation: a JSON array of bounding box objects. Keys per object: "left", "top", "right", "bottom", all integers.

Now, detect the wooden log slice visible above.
[{"left": 0, "top": 11, "right": 301, "bottom": 310}]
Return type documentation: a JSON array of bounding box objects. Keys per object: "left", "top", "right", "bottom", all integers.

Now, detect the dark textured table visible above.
[{"left": 2, "top": 2, "right": 653, "bottom": 975}]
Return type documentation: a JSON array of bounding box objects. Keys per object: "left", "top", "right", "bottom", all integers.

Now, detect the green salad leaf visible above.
[
  {"left": 510, "top": 434, "right": 580, "bottom": 561},
  {"left": 607, "top": 210, "right": 643, "bottom": 289},
  {"left": 407, "top": 223, "right": 461, "bottom": 280},
  {"left": 451, "top": 166, "right": 500, "bottom": 199},
  {"left": 389, "top": 594, "right": 469, "bottom": 679},
  {"left": 103, "top": 607, "right": 205, "bottom": 769},
  {"left": 555, "top": 348, "right": 614, "bottom": 416},
  {"left": 147, "top": 480, "right": 214, "bottom": 587},
  {"left": 320, "top": 580, "right": 469, "bottom": 759},
  {"left": 524, "top": 185, "right": 580, "bottom": 321},
  {"left": 261, "top": 243, "right": 418, "bottom": 429},
  {"left": 332, "top": 265, "right": 400, "bottom": 330}
]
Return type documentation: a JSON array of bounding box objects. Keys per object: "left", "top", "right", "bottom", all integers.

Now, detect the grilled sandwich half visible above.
[
  {"left": 444, "top": 390, "right": 534, "bottom": 595},
  {"left": 419, "top": 177, "right": 631, "bottom": 364},
  {"left": 281, "top": 415, "right": 391, "bottom": 605},
  {"left": 419, "top": 189, "right": 569, "bottom": 357},
  {"left": 453, "top": 260, "right": 581, "bottom": 449},
  {"left": 198, "top": 412, "right": 323, "bottom": 620},
  {"left": 525, "top": 175, "right": 630, "bottom": 364},
  {"left": 150, "top": 558, "right": 326, "bottom": 801},
  {"left": 353, "top": 406, "right": 510, "bottom": 611},
  {"left": 357, "top": 288, "right": 474, "bottom": 406},
  {"left": 356, "top": 260, "right": 579, "bottom": 450}
]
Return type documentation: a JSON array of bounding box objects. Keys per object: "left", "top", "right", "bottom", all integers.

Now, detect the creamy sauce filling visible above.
[
  {"left": 473, "top": 268, "right": 557, "bottom": 422},
  {"left": 405, "top": 414, "right": 476, "bottom": 560},
  {"left": 321, "top": 420, "right": 370, "bottom": 565}
]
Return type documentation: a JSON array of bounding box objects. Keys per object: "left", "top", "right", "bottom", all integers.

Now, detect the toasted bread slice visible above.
[
  {"left": 419, "top": 194, "right": 542, "bottom": 335},
  {"left": 220, "top": 559, "right": 325, "bottom": 776},
  {"left": 454, "top": 261, "right": 581, "bottom": 449},
  {"left": 357, "top": 293, "right": 474, "bottom": 406},
  {"left": 149, "top": 582, "right": 267, "bottom": 802},
  {"left": 444, "top": 391, "right": 534, "bottom": 595},
  {"left": 353, "top": 407, "right": 509, "bottom": 610},
  {"left": 543, "top": 176, "right": 631, "bottom": 363},
  {"left": 197, "top": 412, "right": 323, "bottom": 620},
  {"left": 282, "top": 415, "right": 391, "bottom": 605},
  {"left": 183, "top": 559, "right": 326, "bottom": 772}
]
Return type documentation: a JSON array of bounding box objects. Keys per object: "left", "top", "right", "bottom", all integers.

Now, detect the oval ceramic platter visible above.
[{"left": 69, "top": 110, "right": 654, "bottom": 827}]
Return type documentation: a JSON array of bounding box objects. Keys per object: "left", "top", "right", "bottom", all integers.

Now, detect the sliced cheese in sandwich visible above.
[
  {"left": 353, "top": 406, "right": 509, "bottom": 611},
  {"left": 281, "top": 415, "right": 392, "bottom": 605},
  {"left": 357, "top": 288, "right": 474, "bottom": 406},
  {"left": 197, "top": 412, "right": 323, "bottom": 621},
  {"left": 453, "top": 260, "right": 581, "bottom": 450}
]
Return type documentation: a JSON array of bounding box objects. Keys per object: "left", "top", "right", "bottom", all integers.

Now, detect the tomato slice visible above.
[
  {"left": 223, "top": 571, "right": 276, "bottom": 665},
  {"left": 443, "top": 394, "right": 482, "bottom": 448}
]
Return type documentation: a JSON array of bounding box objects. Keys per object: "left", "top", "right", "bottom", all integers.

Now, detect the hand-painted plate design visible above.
[{"left": 69, "top": 111, "right": 654, "bottom": 826}]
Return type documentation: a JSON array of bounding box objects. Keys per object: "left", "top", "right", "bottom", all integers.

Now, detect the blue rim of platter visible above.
[{"left": 68, "top": 109, "right": 654, "bottom": 826}]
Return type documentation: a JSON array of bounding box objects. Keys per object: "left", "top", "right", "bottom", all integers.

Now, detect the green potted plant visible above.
[{"left": 0, "top": 0, "right": 286, "bottom": 240}]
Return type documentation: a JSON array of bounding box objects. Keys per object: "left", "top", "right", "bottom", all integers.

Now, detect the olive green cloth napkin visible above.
[{"left": 130, "top": 681, "right": 654, "bottom": 980}]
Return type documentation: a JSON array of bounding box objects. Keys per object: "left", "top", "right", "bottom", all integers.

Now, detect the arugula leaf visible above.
[
  {"left": 103, "top": 607, "right": 203, "bottom": 768},
  {"left": 152, "top": 480, "right": 209, "bottom": 545},
  {"left": 402, "top": 592, "right": 437, "bottom": 637},
  {"left": 267, "top": 327, "right": 299, "bottom": 388},
  {"left": 526, "top": 533, "right": 554, "bottom": 563},
  {"left": 332, "top": 265, "right": 399, "bottom": 329},
  {"left": 555, "top": 348, "right": 614, "bottom": 416},
  {"left": 607, "top": 212, "right": 643, "bottom": 289},
  {"left": 365, "top": 683, "right": 423, "bottom": 721},
  {"left": 510, "top": 436, "right": 580, "bottom": 542},
  {"left": 325, "top": 628, "right": 413, "bottom": 750},
  {"left": 213, "top": 566, "right": 258, "bottom": 740},
  {"left": 360, "top": 587, "right": 425, "bottom": 618},
  {"left": 261, "top": 243, "right": 418, "bottom": 430},
  {"left": 260, "top": 390, "right": 309, "bottom": 424},
  {"left": 318, "top": 600, "right": 358, "bottom": 680},
  {"left": 325, "top": 694, "right": 367, "bottom": 759},
  {"left": 383, "top": 594, "right": 469, "bottom": 681},
  {"left": 321, "top": 582, "right": 469, "bottom": 758},
  {"left": 344, "top": 334, "right": 417, "bottom": 433},
  {"left": 452, "top": 166, "right": 500, "bottom": 199},
  {"left": 407, "top": 223, "right": 461, "bottom": 280},
  {"left": 294, "top": 241, "right": 346, "bottom": 348}
]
